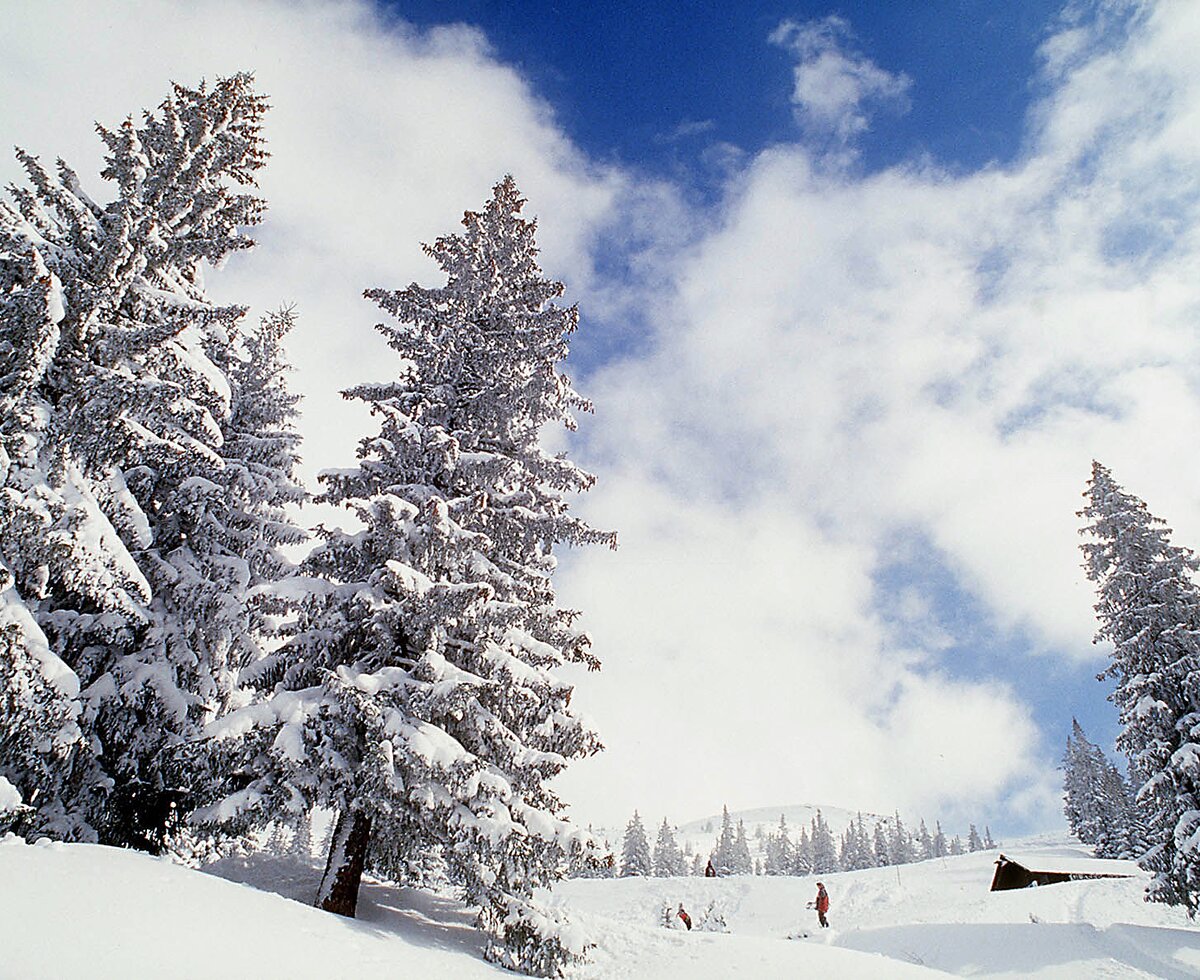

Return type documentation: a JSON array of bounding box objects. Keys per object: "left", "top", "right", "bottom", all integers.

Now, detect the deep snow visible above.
[{"left": 1, "top": 833, "right": 1198, "bottom": 978}]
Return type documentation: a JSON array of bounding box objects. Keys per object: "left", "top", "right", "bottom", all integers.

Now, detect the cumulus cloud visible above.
[
  {"left": 557, "top": 2, "right": 1200, "bottom": 828},
  {"left": 769, "top": 15, "right": 911, "bottom": 145}
]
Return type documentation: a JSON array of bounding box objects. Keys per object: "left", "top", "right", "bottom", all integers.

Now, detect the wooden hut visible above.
[{"left": 990, "top": 852, "right": 1135, "bottom": 891}]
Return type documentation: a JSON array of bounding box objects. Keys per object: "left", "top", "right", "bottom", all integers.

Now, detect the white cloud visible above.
[
  {"left": 769, "top": 15, "right": 911, "bottom": 145},
  {"left": 557, "top": 1, "right": 1200, "bottom": 828}
]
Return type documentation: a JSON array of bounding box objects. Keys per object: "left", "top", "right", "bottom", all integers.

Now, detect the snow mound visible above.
[{"left": 0, "top": 837, "right": 504, "bottom": 979}]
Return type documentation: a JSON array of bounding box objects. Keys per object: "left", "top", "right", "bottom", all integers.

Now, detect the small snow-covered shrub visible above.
[{"left": 695, "top": 901, "right": 728, "bottom": 933}]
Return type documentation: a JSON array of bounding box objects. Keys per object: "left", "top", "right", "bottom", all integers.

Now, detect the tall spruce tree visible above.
[
  {"left": 873, "top": 821, "right": 890, "bottom": 866},
  {"left": 764, "top": 814, "right": 792, "bottom": 875},
  {"left": 932, "top": 820, "right": 948, "bottom": 859},
  {"left": 733, "top": 818, "right": 753, "bottom": 875},
  {"left": 652, "top": 818, "right": 684, "bottom": 877},
  {"left": 793, "top": 826, "right": 813, "bottom": 875},
  {"left": 843, "top": 813, "right": 873, "bottom": 871},
  {"left": 187, "top": 308, "right": 308, "bottom": 826},
  {"left": 0, "top": 74, "right": 268, "bottom": 847},
  {"left": 967, "top": 824, "right": 983, "bottom": 853},
  {"left": 204, "top": 178, "right": 613, "bottom": 974},
  {"left": 711, "top": 805, "right": 737, "bottom": 875},
  {"left": 1064, "top": 719, "right": 1132, "bottom": 855},
  {"left": 810, "top": 810, "right": 839, "bottom": 874},
  {"left": 1081, "top": 461, "right": 1200, "bottom": 913},
  {"left": 916, "top": 819, "right": 933, "bottom": 862},
  {"left": 891, "top": 811, "right": 915, "bottom": 864},
  {"left": 621, "top": 811, "right": 652, "bottom": 877}
]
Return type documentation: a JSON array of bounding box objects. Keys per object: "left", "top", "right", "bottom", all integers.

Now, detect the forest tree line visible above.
[{"left": 591, "top": 805, "right": 995, "bottom": 879}]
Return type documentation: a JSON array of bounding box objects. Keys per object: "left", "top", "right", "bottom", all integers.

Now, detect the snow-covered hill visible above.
[
  {"left": 553, "top": 839, "right": 1200, "bottom": 978},
  {"left": 3, "top": 833, "right": 1198, "bottom": 978}
]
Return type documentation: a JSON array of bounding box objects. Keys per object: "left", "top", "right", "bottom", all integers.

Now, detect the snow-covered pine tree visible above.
[
  {"left": 839, "top": 816, "right": 868, "bottom": 871},
  {"left": 1081, "top": 461, "right": 1200, "bottom": 913},
  {"left": 917, "top": 819, "right": 933, "bottom": 862},
  {"left": 1064, "top": 719, "right": 1111, "bottom": 849},
  {"left": 621, "top": 811, "right": 652, "bottom": 877},
  {"left": 711, "top": 805, "right": 737, "bottom": 875},
  {"left": 810, "top": 810, "right": 839, "bottom": 874},
  {"left": 932, "top": 820, "right": 948, "bottom": 859},
  {"left": 890, "top": 812, "right": 914, "bottom": 865},
  {"left": 764, "top": 814, "right": 792, "bottom": 875},
  {"left": 652, "top": 818, "right": 685, "bottom": 877},
  {"left": 733, "top": 819, "right": 753, "bottom": 874},
  {"left": 948, "top": 835, "right": 965, "bottom": 856},
  {"left": 873, "top": 821, "right": 890, "bottom": 866},
  {"left": 1096, "top": 765, "right": 1142, "bottom": 859},
  {"left": 1063, "top": 725, "right": 1147, "bottom": 863},
  {"left": 852, "top": 812, "right": 875, "bottom": 870},
  {"left": 841, "top": 815, "right": 858, "bottom": 870},
  {"left": 793, "top": 826, "right": 813, "bottom": 875},
  {"left": 203, "top": 178, "right": 613, "bottom": 974},
  {"left": 0, "top": 74, "right": 268, "bottom": 847},
  {"left": 967, "top": 824, "right": 983, "bottom": 853}
]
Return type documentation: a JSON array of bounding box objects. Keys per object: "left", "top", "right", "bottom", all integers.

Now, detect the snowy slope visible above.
[
  {"left": 552, "top": 839, "right": 1200, "bottom": 979},
  {"left": 0, "top": 836, "right": 505, "bottom": 980},
  {"left": 3, "top": 834, "right": 1199, "bottom": 979}
]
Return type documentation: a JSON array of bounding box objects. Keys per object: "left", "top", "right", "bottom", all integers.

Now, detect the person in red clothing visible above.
[
  {"left": 677, "top": 904, "right": 692, "bottom": 930},
  {"left": 814, "top": 882, "right": 830, "bottom": 928}
]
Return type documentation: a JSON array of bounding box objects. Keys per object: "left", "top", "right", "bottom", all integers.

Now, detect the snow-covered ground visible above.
[
  {"left": 2, "top": 833, "right": 1198, "bottom": 978},
  {"left": 553, "top": 838, "right": 1200, "bottom": 978}
]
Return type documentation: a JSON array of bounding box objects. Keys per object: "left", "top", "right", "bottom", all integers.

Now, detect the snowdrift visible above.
[{"left": 0, "top": 836, "right": 503, "bottom": 979}]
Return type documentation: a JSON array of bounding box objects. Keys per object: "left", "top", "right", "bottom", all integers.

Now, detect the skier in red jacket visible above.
[{"left": 814, "top": 882, "right": 830, "bottom": 928}]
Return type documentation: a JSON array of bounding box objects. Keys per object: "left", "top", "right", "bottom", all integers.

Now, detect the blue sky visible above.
[
  {"left": 390, "top": 1, "right": 1064, "bottom": 179},
  {"left": 6, "top": 0, "right": 1200, "bottom": 835}
]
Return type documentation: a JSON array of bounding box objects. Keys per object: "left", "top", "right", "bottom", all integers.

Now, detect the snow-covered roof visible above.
[{"left": 996, "top": 852, "right": 1140, "bottom": 878}]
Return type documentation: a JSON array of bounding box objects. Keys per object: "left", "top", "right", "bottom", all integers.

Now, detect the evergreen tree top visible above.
[{"left": 357, "top": 175, "right": 592, "bottom": 464}]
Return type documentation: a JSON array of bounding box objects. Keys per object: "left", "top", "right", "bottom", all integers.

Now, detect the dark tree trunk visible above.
[{"left": 315, "top": 808, "right": 372, "bottom": 917}]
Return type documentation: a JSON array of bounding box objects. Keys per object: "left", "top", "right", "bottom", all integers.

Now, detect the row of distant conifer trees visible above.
[{"left": 584, "top": 805, "right": 995, "bottom": 879}]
